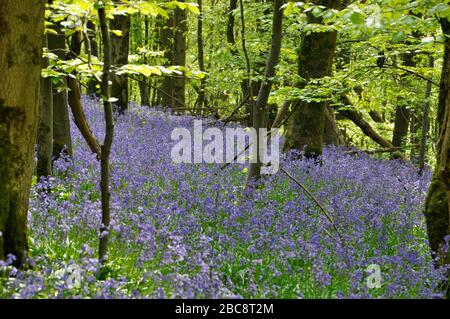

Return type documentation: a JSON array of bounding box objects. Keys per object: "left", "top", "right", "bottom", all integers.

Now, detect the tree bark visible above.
[
  {"left": 110, "top": 5, "right": 130, "bottom": 114},
  {"left": 0, "top": 1, "right": 44, "bottom": 266},
  {"left": 247, "top": 0, "right": 283, "bottom": 182},
  {"left": 419, "top": 55, "right": 434, "bottom": 173},
  {"left": 86, "top": 20, "right": 99, "bottom": 96},
  {"left": 425, "top": 19, "right": 450, "bottom": 278},
  {"left": 97, "top": 5, "right": 114, "bottom": 264},
  {"left": 391, "top": 104, "right": 410, "bottom": 148},
  {"left": 195, "top": 0, "right": 207, "bottom": 114},
  {"left": 37, "top": 34, "right": 53, "bottom": 179},
  {"left": 139, "top": 17, "right": 150, "bottom": 107},
  {"left": 324, "top": 106, "right": 345, "bottom": 146},
  {"left": 392, "top": 51, "right": 417, "bottom": 155},
  {"left": 160, "top": 15, "right": 174, "bottom": 108},
  {"left": 337, "top": 95, "right": 395, "bottom": 149},
  {"left": 172, "top": 2, "right": 187, "bottom": 111},
  {"left": 67, "top": 32, "right": 102, "bottom": 158},
  {"left": 226, "top": 0, "right": 238, "bottom": 50},
  {"left": 48, "top": 27, "right": 72, "bottom": 158},
  {"left": 284, "top": 0, "right": 341, "bottom": 157}
]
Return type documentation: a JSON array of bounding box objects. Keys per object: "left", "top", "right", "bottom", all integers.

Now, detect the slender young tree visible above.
[
  {"left": 97, "top": 2, "right": 115, "bottom": 263},
  {"left": 0, "top": 0, "right": 44, "bottom": 266},
  {"left": 247, "top": 0, "right": 284, "bottom": 182},
  {"left": 195, "top": 0, "right": 208, "bottom": 114},
  {"left": 160, "top": 14, "right": 174, "bottom": 108},
  {"left": 138, "top": 16, "right": 151, "bottom": 106},
  {"left": 172, "top": 1, "right": 187, "bottom": 111}
]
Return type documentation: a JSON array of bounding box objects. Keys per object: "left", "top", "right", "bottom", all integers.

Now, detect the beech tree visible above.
[{"left": 0, "top": 0, "right": 45, "bottom": 266}]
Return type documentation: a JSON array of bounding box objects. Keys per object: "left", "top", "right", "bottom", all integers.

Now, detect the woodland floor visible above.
[{"left": 0, "top": 96, "right": 447, "bottom": 298}]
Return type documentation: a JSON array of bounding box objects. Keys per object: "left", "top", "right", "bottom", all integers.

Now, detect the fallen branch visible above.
[
  {"left": 344, "top": 147, "right": 401, "bottom": 155},
  {"left": 337, "top": 94, "right": 395, "bottom": 149},
  {"left": 279, "top": 165, "right": 342, "bottom": 241}
]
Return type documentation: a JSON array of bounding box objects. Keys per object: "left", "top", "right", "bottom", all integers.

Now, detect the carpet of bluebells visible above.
[{"left": 0, "top": 96, "right": 447, "bottom": 298}]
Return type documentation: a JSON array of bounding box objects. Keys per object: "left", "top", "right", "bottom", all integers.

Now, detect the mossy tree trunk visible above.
[
  {"left": 424, "top": 18, "right": 450, "bottom": 293},
  {"left": 391, "top": 104, "right": 410, "bottom": 148},
  {"left": 324, "top": 106, "right": 345, "bottom": 146},
  {"left": 284, "top": 0, "right": 341, "bottom": 157},
  {"left": 110, "top": 3, "right": 130, "bottom": 114},
  {"left": 0, "top": 1, "right": 44, "bottom": 266},
  {"left": 419, "top": 55, "right": 434, "bottom": 173}
]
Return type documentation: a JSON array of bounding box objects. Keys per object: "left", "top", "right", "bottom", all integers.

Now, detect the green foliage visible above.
[{"left": 43, "top": 0, "right": 450, "bottom": 160}]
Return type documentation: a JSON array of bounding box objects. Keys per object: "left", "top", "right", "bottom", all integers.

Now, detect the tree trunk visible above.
[
  {"left": 284, "top": 0, "right": 341, "bottom": 157},
  {"left": 139, "top": 17, "right": 150, "bottom": 107},
  {"left": 392, "top": 51, "right": 417, "bottom": 154},
  {"left": 425, "top": 19, "right": 450, "bottom": 278},
  {"left": 391, "top": 104, "right": 410, "bottom": 148},
  {"left": 67, "top": 32, "right": 102, "bottom": 158},
  {"left": 0, "top": 1, "right": 44, "bottom": 266},
  {"left": 419, "top": 55, "right": 434, "bottom": 173},
  {"left": 247, "top": 0, "right": 283, "bottom": 182},
  {"left": 337, "top": 95, "right": 395, "bottom": 149},
  {"left": 226, "top": 0, "right": 238, "bottom": 49},
  {"left": 110, "top": 5, "right": 130, "bottom": 114},
  {"left": 86, "top": 20, "right": 99, "bottom": 96},
  {"left": 172, "top": 3, "right": 187, "bottom": 111},
  {"left": 97, "top": 5, "right": 114, "bottom": 264},
  {"left": 37, "top": 34, "right": 53, "bottom": 179},
  {"left": 195, "top": 0, "right": 207, "bottom": 114},
  {"left": 160, "top": 15, "right": 174, "bottom": 108},
  {"left": 48, "top": 28, "right": 72, "bottom": 158},
  {"left": 324, "top": 106, "right": 345, "bottom": 146}
]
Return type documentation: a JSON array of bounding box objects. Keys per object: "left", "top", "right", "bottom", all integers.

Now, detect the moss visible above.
[
  {"left": 3, "top": 192, "right": 28, "bottom": 267},
  {"left": 0, "top": 121, "right": 10, "bottom": 262},
  {"left": 0, "top": 104, "right": 27, "bottom": 265},
  {"left": 304, "top": 145, "right": 323, "bottom": 159},
  {"left": 424, "top": 170, "right": 449, "bottom": 261}
]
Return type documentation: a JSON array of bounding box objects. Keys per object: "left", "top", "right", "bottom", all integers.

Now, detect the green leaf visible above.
[
  {"left": 350, "top": 11, "right": 364, "bottom": 25},
  {"left": 311, "top": 6, "right": 323, "bottom": 18},
  {"left": 94, "top": 1, "right": 105, "bottom": 10},
  {"left": 322, "top": 9, "right": 335, "bottom": 20},
  {"left": 392, "top": 30, "right": 405, "bottom": 43},
  {"left": 111, "top": 29, "right": 123, "bottom": 37}
]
